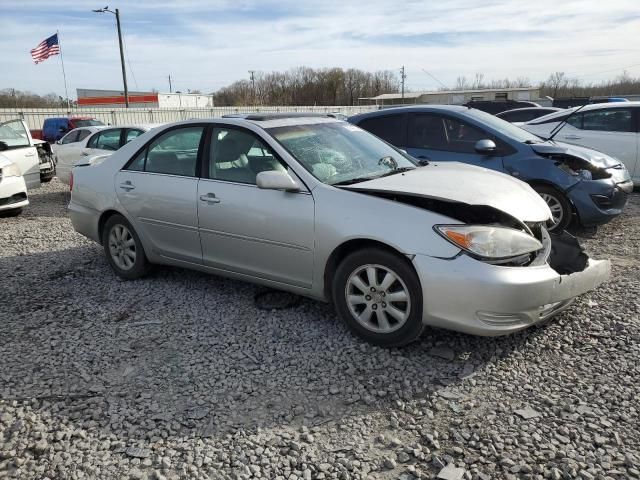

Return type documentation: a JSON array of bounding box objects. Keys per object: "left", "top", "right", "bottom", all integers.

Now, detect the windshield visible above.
[
  {"left": 267, "top": 122, "right": 417, "bottom": 185},
  {"left": 465, "top": 108, "right": 544, "bottom": 143},
  {"left": 74, "top": 119, "right": 104, "bottom": 127}
]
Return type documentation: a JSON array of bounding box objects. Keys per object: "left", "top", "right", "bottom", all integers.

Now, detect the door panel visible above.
[
  {"left": 197, "top": 179, "right": 315, "bottom": 287},
  {"left": 115, "top": 171, "right": 202, "bottom": 263},
  {"left": 197, "top": 126, "right": 314, "bottom": 287},
  {"left": 0, "top": 120, "right": 40, "bottom": 189}
]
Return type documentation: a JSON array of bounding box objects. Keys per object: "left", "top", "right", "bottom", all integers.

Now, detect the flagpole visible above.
[{"left": 56, "top": 30, "right": 71, "bottom": 111}]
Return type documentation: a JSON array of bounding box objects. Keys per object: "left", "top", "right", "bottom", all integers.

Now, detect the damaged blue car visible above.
[{"left": 349, "top": 106, "right": 633, "bottom": 231}]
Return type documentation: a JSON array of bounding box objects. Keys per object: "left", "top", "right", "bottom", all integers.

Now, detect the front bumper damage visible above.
[{"left": 413, "top": 232, "right": 610, "bottom": 335}]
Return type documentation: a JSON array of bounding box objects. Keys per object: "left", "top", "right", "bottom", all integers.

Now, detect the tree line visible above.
[
  {"left": 212, "top": 67, "right": 399, "bottom": 106},
  {"left": 3, "top": 69, "right": 640, "bottom": 108}
]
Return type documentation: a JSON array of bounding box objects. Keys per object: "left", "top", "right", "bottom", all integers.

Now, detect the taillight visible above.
[{"left": 69, "top": 171, "right": 73, "bottom": 191}]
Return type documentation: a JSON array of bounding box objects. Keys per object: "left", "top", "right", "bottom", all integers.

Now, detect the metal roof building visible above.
[{"left": 360, "top": 87, "right": 541, "bottom": 106}]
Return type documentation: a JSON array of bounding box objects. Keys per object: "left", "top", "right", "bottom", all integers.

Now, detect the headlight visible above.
[
  {"left": 435, "top": 225, "right": 543, "bottom": 259},
  {"left": 1, "top": 163, "right": 22, "bottom": 177}
]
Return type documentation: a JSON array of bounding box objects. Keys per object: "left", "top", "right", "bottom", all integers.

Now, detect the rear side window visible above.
[
  {"left": 94, "top": 129, "right": 122, "bottom": 151},
  {"left": 357, "top": 115, "right": 406, "bottom": 146},
  {"left": 125, "top": 126, "right": 204, "bottom": 177},
  {"left": 78, "top": 129, "right": 92, "bottom": 141}
]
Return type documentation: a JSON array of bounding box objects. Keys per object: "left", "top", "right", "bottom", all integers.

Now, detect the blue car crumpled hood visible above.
[{"left": 531, "top": 141, "right": 621, "bottom": 169}]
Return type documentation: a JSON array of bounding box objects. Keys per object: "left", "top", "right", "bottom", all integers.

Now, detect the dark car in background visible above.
[
  {"left": 496, "top": 107, "right": 563, "bottom": 123},
  {"left": 40, "top": 117, "right": 104, "bottom": 143},
  {"left": 349, "top": 106, "right": 632, "bottom": 231}
]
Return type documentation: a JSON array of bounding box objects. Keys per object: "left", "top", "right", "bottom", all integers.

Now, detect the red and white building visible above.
[{"left": 77, "top": 89, "right": 215, "bottom": 108}]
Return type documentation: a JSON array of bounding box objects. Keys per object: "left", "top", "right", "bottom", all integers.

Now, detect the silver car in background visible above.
[{"left": 69, "top": 114, "right": 610, "bottom": 346}]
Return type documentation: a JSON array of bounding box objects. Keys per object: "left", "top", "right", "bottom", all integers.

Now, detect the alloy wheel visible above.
[
  {"left": 345, "top": 264, "right": 411, "bottom": 333},
  {"left": 540, "top": 193, "right": 564, "bottom": 227},
  {"left": 108, "top": 224, "right": 136, "bottom": 270}
]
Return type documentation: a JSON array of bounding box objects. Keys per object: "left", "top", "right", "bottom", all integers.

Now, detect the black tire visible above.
[
  {"left": 332, "top": 248, "right": 424, "bottom": 347},
  {"left": 102, "top": 214, "right": 151, "bottom": 280},
  {"left": 0, "top": 207, "right": 23, "bottom": 217},
  {"left": 532, "top": 185, "right": 572, "bottom": 232}
]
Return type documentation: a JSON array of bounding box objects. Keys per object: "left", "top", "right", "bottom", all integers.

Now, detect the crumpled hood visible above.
[
  {"left": 531, "top": 141, "right": 621, "bottom": 169},
  {"left": 343, "top": 162, "right": 552, "bottom": 223}
]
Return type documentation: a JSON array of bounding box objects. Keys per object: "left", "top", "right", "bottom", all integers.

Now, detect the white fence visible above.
[{"left": 0, "top": 106, "right": 378, "bottom": 131}]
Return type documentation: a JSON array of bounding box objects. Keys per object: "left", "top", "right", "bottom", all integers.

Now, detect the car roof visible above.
[
  {"left": 527, "top": 101, "right": 640, "bottom": 124},
  {"left": 498, "top": 107, "right": 562, "bottom": 114},
  {"left": 348, "top": 105, "right": 470, "bottom": 122}
]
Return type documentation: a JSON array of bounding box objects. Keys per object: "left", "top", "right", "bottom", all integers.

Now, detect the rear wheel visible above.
[
  {"left": 332, "top": 248, "right": 424, "bottom": 347},
  {"left": 533, "top": 185, "right": 572, "bottom": 232},
  {"left": 102, "top": 214, "right": 150, "bottom": 279}
]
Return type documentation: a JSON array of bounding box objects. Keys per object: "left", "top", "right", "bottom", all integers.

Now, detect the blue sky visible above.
[{"left": 2, "top": 0, "right": 640, "bottom": 97}]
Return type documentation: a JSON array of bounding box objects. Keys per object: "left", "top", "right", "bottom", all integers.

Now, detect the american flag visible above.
[{"left": 31, "top": 34, "right": 60, "bottom": 64}]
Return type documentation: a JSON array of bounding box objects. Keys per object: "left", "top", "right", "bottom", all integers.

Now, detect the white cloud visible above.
[{"left": 2, "top": 0, "right": 640, "bottom": 96}]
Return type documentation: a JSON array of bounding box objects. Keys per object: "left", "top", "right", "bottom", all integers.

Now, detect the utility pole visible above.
[
  {"left": 248, "top": 70, "right": 256, "bottom": 106},
  {"left": 92, "top": 6, "right": 129, "bottom": 107},
  {"left": 400, "top": 66, "right": 407, "bottom": 103},
  {"left": 168, "top": 75, "right": 172, "bottom": 93}
]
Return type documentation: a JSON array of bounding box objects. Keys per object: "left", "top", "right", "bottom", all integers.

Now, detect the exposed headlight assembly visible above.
[
  {"left": 435, "top": 225, "right": 543, "bottom": 260},
  {"left": 1, "top": 162, "right": 22, "bottom": 177}
]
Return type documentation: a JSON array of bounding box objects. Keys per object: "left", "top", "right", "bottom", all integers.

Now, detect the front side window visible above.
[
  {"left": 126, "top": 129, "right": 144, "bottom": 143},
  {"left": 60, "top": 130, "right": 80, "bottom": 144},
  {"left": 95, "top": 129, "right": 122, "bottom": 151},
  {"left": 357, "top": 115, "right": 405, "bottom": 146},
  {"left": 267, "top": 122, "right": 416, "bottom": 185},
  {"left": 581, "top": 109, "right": 633, "bottom": 132},
  {"left": 408, "top": 114, "right": 487, "bottom": 153},
  {"left": 126, "top": 126, "right": 204, "bottom": 177},
  {"left": 0, "top": 120, "right": 30, "bottom": 148},
  {"left": 208, "top": 128, "right": 285, "bottom": 184}
]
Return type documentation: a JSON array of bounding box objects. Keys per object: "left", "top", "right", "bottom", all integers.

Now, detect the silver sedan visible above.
[{"left": 69, "top": 115, "right": 610, "bottom": 346}]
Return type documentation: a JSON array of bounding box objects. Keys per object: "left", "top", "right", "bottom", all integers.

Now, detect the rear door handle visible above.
[
  {"left": 81, "top": 151, "right": 90, "bottom": 156},
  {"left": 563, "top": 135, "right": 582, "bottom": 140},
  {"left": 119, "top": 181, "right": 135, "bottom": 191},
  {"left": 200, "top": 193, "right": 221, "bottom": 204},
  {"left": 25, "top": 151, "right": 36, "bottom": 157}
]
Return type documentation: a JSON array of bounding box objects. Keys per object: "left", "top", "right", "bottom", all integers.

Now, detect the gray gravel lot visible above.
[{"left": 1, "top": 180, "right": 639, "bottom": 480}]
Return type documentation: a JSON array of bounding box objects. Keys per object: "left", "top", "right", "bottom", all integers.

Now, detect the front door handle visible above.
[
  {"left": 200, "top": 193, "right": 221, "bottom": 204},
  {"left": 119, "top": 181, "right": 135, "bottom": 191},
  {"left": 81, "top": 151, "right": 90, "bottom": 156},
  {"left": 25, "top": 151, "right": 36, "bottom": 157},
  {"left": 563, "top": 135, "right": 582, "bottom": 140}
]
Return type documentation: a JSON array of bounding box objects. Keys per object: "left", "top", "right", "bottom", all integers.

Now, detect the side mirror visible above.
[
  {"left": 475, "top": 139, "right": 497, "bottom": 155},
  {"left": 55, "top": 140, "right": 62, "bottom": 145},
  {"left": 256, "top": 170, "right": 300, "bottom": 192}
]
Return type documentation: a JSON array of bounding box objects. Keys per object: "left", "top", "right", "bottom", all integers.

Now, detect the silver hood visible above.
[{"left": 343, "top": 162, "right": 552, "bottom": 223}]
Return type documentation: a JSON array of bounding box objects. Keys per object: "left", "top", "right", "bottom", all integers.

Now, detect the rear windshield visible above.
[{"left": 74, "top": 119, "right": 104, "bottom": 127}]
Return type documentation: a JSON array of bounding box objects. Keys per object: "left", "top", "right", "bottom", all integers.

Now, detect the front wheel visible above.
[
  {"left": 332, "top": 248, "right": 424, "bottom": 347},
  {"left": 533, "top": 185, "right": 572, "bottom": 232},
  {"left": 102, "top": 214, "right": 151, "bottom": 280}
]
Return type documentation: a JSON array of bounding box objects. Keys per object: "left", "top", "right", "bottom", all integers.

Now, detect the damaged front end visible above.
[
  {"left": 360, "top": 190, "right": 592, "bottom": 275},
  {"left": 34, "top": 141, "right": 56, "bottom": 183}
]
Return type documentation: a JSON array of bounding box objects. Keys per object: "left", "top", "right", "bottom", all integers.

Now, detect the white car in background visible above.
[
  {"left": 55, "top": 124, "right": 161, "bottom": 184},
  {"left": 0, "top": 119, "right": 46, "bottom": 216},
  {"left": 522, "top": 102, "right": 640, "bottom": 185}
]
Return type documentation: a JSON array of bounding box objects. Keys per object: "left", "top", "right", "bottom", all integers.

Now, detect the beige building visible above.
[{"left": 361, "top": 87, "right": 541, "bottom": 106}]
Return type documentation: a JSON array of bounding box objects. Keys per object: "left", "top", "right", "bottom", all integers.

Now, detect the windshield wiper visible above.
[
  {"left": 545, "top": 103, "right": 588, "bottom": 142},
  {"left": 332, "top": 167, "right": 416, "bottom": 186}
]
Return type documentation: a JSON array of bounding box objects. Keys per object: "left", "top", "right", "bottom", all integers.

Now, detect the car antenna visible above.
[{"left": 546, "top": 103, "right": 588, "bottom": 142}]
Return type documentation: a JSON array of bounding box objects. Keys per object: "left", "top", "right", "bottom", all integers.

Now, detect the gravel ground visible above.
[{"left": 1, "top": 179, "right": 639, "bottom": 480}]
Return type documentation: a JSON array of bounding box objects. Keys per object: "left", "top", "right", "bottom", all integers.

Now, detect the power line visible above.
[
  {"left": 119, "top": 20, "right": 139, "bottom": 91},
  {"left": 420, "top": 68, "right": 448, "bottom": 89}
]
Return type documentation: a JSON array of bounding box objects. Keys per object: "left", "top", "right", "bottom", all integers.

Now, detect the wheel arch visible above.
[
  {"left": 97, "top": 209, "right": 125, "bottom": 245},
  {"left": 323, "top": 238, "right": 416, "bottom": 302}
]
